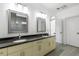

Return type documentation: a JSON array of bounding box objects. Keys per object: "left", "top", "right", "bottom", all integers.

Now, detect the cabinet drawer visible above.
[
  {"left": 0, "top": 48, "right": 7, "bottom": 56},
  {"left": 33, "top": 40, "right": 43, "bottom": 46},
  {"left": 8, "top": 42, "right": 33, "bottom": 54},
  {"left": 21, "top": 42, "right": 33, "bottom": 48},
  {"left": 8, "top": 45, "right": 22, "bottom": 54},
  {"left": 49, "top": 37, "right": 56, "bottom": 41},
  {"left": 8, "top": 52, "right": 20, "bottom": 56}
]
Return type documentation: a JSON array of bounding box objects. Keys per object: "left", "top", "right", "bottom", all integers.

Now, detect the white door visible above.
[
  {"left": 65, "top": 16, "right": 79, "bottom": 47},
  {"left": 56, "top": 19, "right": 63, "bottom": 43},
  {"left": 50, "top": 20, "right": 56, "bottom": 36}
]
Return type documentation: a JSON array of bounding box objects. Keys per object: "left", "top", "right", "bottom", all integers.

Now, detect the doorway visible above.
[
  {"left": 64, "top": 16, "right": 79, "bottom": 47},
  {"left": 50, "top": 19, "right": 56, "bottom": 36}
]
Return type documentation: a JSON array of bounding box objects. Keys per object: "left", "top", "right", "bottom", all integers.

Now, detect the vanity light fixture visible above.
[
  {"left": 23, "top": 6, "right": 29, "bottom": 14},
  {"left": 50, "top": 16, "right": 55, "bottom": 21},
  {"left": 21, "top": 22, "right": 27, "bottom": 24},
  {"left": 35, "top": 12, "right": 47, "bottom": 18},
  {"left": 51, "top": 16, "right": 55, "bottom": 19},
  {"left": 9, "top": 3, "right": 17, "bottom": 10},
  {"left": 16, "top": 4, "right": 23, "bottom": 12},
  {"left": 16, "top": 21, "right": 19, "bottom": 24}
]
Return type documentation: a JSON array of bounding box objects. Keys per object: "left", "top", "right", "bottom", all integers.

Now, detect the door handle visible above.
[
  {"left": 77, "top": 32, "right": 79, "bottom": 34},
  {"left": 54, "top": 33, "right": 56, "bottom": 34},
  {"left": 60, "top": 32, "right": 62, "bottom": 34}
]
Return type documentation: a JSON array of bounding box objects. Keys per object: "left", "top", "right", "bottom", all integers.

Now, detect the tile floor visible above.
[{"left": 47, "top": 43, "right": 79, "bottom": 56}]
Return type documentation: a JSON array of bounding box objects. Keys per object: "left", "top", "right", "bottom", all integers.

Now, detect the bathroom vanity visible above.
[
  {"left": 0, "top": 35, "right": 56, "bottom": 56},
  {"left": 0, "top": 9, "right": 56, "bottom": 56}
]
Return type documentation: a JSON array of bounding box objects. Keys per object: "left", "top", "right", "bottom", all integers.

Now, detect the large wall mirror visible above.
[
  {"left": 37, "top": 17, "right": 46, "bottom": 32},
  {"left": 8, "top": 9, "right": 28, "bottom": 33}
]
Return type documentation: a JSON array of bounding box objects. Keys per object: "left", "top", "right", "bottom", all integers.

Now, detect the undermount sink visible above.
[
  {"left": 13, "top": 39, "right": 27, "bottom": 43},
  {"left": 42, "top": 36, "right": 48, "bottom": 37}
]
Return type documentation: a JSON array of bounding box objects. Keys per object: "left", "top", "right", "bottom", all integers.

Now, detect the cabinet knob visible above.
[
  {"left": 38, "top": 45, "right": 41, "bottom": 51},
  {"left": 49, "top": 42, "right": 51, "bottom": 46}
]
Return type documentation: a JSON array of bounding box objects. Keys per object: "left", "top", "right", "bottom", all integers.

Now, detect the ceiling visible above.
[{"left": 22, "top": 3, "right": 79, "bottom": 16}]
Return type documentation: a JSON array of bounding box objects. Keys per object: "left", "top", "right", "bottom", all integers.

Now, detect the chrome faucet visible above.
[{"left": 19, "top": 33, "right": 21, "bottom": 40}]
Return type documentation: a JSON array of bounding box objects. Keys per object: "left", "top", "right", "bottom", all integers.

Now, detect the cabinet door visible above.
[
  {"left": 40, "top": 37, "right": 56, "bottom": 55},
  {"left": 46, "top": 37, "right": 56, "bottom": 52},
  {"left": 7, "top": 44, "right": 22, "bottom": 56},
  {"left": 21, "top": 42, "right": 34, "bottom": 56},
  {"left": 8, "top": 45, "right": 22, "bottom": 54},
  {"left": 0, "top": 48, "right": 7, "bottom": 56},
  {"left": 31, "top": 46, "right": 40, "bottom": 56},
  {"left": 22, "top": 47, "right": 33, "bottom": 56},
  {"left": 33, "top": 40, "right": 43, "bottom": 56},
  {"left": 21, "top": 45, "right": 40, "bottom": 56},
  {"left": 49, "top": 37, "right": 56, "bottom": 50},
  {"left": 40, "top": 39, "right": 50, "bottom": 55},
  {"left": 32, "top": 39, "right": 50, "bottom": 56},
  {"left": 8, "top": 52, "right": 20, "bottom": 56}
]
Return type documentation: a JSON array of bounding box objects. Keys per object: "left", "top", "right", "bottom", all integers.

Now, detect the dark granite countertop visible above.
[{"left": 0, "top": 35, "right": 55, "bottom": 49}]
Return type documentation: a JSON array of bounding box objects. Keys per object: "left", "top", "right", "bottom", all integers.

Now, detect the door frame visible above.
[
  {"left": 50, "top": 19, "right": 56, "bottom": 36},
  {"left": 63, "top": 15, "right": 79, "bottom": 46}
]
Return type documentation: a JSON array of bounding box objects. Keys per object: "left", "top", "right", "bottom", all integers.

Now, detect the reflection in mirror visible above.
[
  {"left": 8, "top": 9, "right": 28, "bottom": 33},
  {"left": 37, "top": 17, "right": 46, "bottom": 32}
]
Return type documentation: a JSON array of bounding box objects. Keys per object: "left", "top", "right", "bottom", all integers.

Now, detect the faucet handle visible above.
[{"left": 18, "top": 33, "right": 21, "bottom": 39}]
